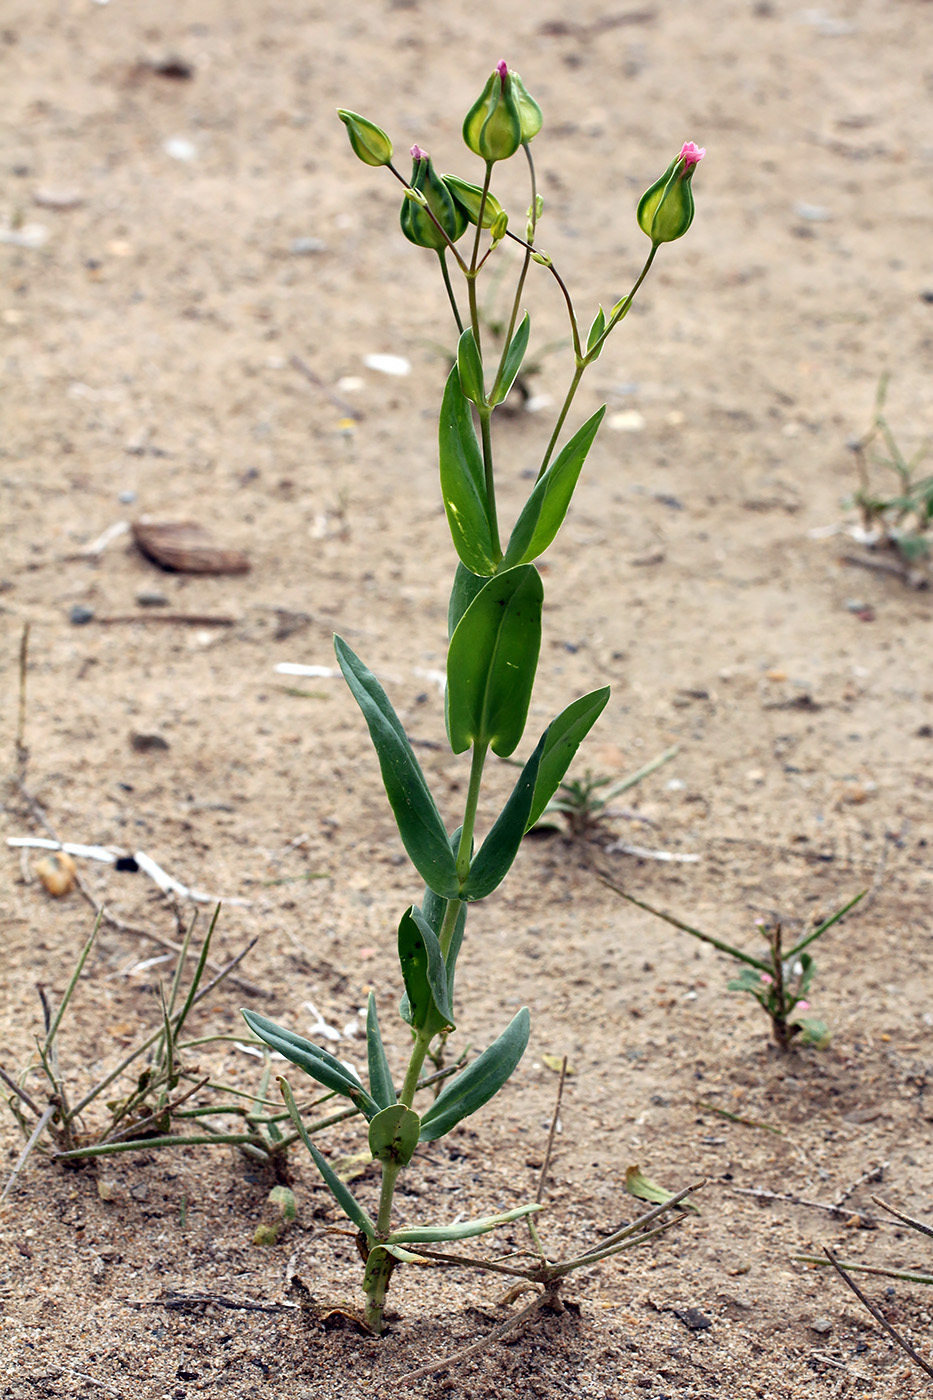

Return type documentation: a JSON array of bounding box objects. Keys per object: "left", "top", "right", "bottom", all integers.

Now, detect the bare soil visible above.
[{"left": 2, "top": 1, "right": 933, "bottom": 1396}]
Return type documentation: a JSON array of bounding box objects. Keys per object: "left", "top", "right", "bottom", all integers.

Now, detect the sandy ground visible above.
[{"left": 2, "top": 1, "right": 933, "bottom": 1396}]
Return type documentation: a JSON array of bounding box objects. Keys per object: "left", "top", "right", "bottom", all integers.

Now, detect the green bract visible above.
[
  {"left": 442, "top": 174, "right": 506, "bottom": 229},
  {"left": 337, "top": 109, "right": 393, "bottom": 167}
]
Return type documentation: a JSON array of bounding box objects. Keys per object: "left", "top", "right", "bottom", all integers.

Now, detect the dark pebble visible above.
[{"left": 69, "top": 604, "right": 94, "bottom": 625}]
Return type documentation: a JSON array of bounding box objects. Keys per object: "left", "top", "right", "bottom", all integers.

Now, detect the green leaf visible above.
[
  {"left": 796, "top": 952, "right": 815, "bottom": 998},
  {"left": 448, "top": 560, "right": 488, "bottom": 639},
  {"left": 727, "top": 969, "right": 766, "bottom": 994},
  {"left": 461, "top": 731, "right": 545, "bottom": 901},
  {"left": 489, "top": 312, "right": 531, "bottom": 407},
  {"left": 586, "top": 305, "right": 606, "bottom": 359},
  {"left": 456, "top": 327, "right": 486, "bottom": 407},
  {"left": 625, "top": 1163, "right": 700, "bottom": 1215},
  {"left": 242, "top": 1010, "right": 378, "bottom": 1119},
  {"left": 366, "top": 993, "right": 396, "bottom": 1111},
  {"left": 419, "top": 1007, "right": 530, "bottom": 1141},
  {"left": 335, "top": 636, "right": 459, "bottom": 899},
  {"left": 388, "top": 1201, "right": 543, "bottom": 1245},
  {"left": 277, "top": 1076, "right": 375, "bottom": 1239},
  {"left": 438, "top": 367, "right": 498, "bottom": 576},
  {"left": 368, "top": 1104, "right": 421, "bottom": 1167},
  {"left": 502, "top": 406, "right": 606, "bottom": 568},
  {"left": 524, "top": 687, "right": 611, "bottom": 831},
  {"left": 397, "top": 906, "right": 455, "bottom": 1035},
  {"left": 446, "top": 564, "right": 543, "bottom": 757},
  {"left": 796, "top": 1016, "right": 830, "bottom": 1049}
]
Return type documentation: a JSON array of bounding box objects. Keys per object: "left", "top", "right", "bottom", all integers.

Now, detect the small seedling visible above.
[
  {"left": 0, "top": 911, "right": 354, "bottom": 1199},
  {"left": 598, "top": 876, "right": 865, "bottom": 1051},
  {"left": 848, "top": 373, "right": 932, "bottom": 576},
  {"left": 533, "top": 745, "right": 679, "bottom": 839}
]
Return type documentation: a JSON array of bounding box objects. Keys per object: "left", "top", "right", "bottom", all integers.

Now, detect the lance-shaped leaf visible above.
[
  {"left": 388, "top": 1201, "right": 543, "bottom": 1246},
  {"left": 489, "top": 312, "right": 530, "bottom": 407},
  {"left": 418, "top": 1007, "right": 530, "bottom": 1142},
  {"left": 242, "top": 1010, "right": 379, "bottom": 1119},
  {"left": 625, "top": 1163, "right": 700, "bottom": 1215},
  {"left": 335, "top": 637, "right": 459, "bottom": 899},
  {"left": 448, "top": 560, "right": 488, "bottom": 639},
  {"left": 461, "top": 730, "right": 545, "bottom": 901},
  {"left": 456, "top": 327, "right": 486, "bottom": 407},
  {"left": 502, "top": 406, "right": 606, "bottom": 569},
  {"left": 524, "top": 686, "right": 611, "bottom": 831},
  {"left": 368, "top": 1104, "right": 421, "bottom": 1167},
  {"left": 366, "top": 993, "right": 396, "bottom": 1111},
  {"left": 398, "top": 905, "right": 454, "bottom": 1035},
  {"left": 438, "top": 367, "right": 498, "bottom": 576},
  {"left": 420, "top": 876, "right": 468, "bottom": 1006},
  {"left": 278, "top": 1075, "right": 375, "bottom": 1239},
  {"left": 446, "top": 564, "right": 543, "bottom": 758}
]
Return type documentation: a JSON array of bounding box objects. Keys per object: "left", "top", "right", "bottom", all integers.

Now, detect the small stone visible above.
[
  {"left": 363, "top": 353, "right": 411, "bottom": 376},
  {"left": 607, "top": 409, "right": 646, "bottom": 432},
  {"left": 130, "top": 732, "right": 170, "bottom": 752},
  {"left": 163, "top": 136, "right": 197, "bottom": 162},
  {"left": 289, "top": 236, "right": 328, "bottom": 255},
  {"left": 794, "top": 202, "right": 832, "bottom": 222},
  {"left": 33, "top": 186, "right": 84, "bottom": 210},
  {"left": 136, "top": 590, "right": 168, "bottom": 607},
  {"left": 97, "top": 1180, "right": 119, "bottom": 1202},
  {"left": 118, "top": 489, "right": 138, "bottom": 504},
  {"left": 674, "top": 1307, "right": 712, "bottom": 1332},
  {"left": 810, "top": 1315, "right": 833, "bottom": 1335},
  {"left": 69, "top": 604, "right": 94, "bottom": 625}
]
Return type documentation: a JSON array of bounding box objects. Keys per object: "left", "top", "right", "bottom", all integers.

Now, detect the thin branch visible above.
[
  {"left": 394, "top": 1290, "right": 554, "bottom": 1384},
  {"left": 824, "top": 1248, "right": 933, "bottom": 1381},
  {"left": 537, "top": 1056, "right": 567, "bottom": 1204}
]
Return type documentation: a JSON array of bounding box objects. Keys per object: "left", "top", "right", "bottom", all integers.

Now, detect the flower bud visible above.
[
  {"left": 442, "top": 174, "right": 505, "bottom": 230},
  {"left": 337, "top": 109, "right": 393, "bottom": 168},
  {"left": 509, "top": 70, "right": 543, "bottom": 143},
  {"left": 400, "top": 147, "right": 468, "bottom": 250},
  {"left": 636, "top": 141, "right": 705, "bottom": 245},
  {"left": 462, "top": 60, "right": 522, "bottom": 163}
]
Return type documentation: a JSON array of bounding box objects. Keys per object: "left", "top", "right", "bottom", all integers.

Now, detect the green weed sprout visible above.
[
  {"left": 245, "top": 64, "right": 705, "bottom": 1334},
  {"left": 599, "top": 878, "right": 865, "bottom": 1052},
  {"left": 849, "top": 373, "right": 932, "bottom": 577},
  {"left": 0, "top": 911, "right": 355, "bottom": 1200},
  {"left": 534, "top": 745, "right": 679, "bottom": 839}
]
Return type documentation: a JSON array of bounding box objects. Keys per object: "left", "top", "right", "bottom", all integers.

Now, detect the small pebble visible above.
[
  {"left": 118, "top": 489, "right": 138, "bottom": 505},
  {"left": 289, "top": 236, "right": 327, "bottom": 255},
  {"left": 163, "top": 136, "right": 197, "bottom": 162},
  {"left": 607, "top": 409, "right": 646, "bottom": 432},
  {"left": 793, "top": 202, "right": 832, "bottom": 222},
  {"left": 69, "top": 604, "right": 94, "bottom": 625},
  {"left": 363, "top": 353, "right": 411, "bottom": 376},
  {"left": 136, "top": 590, "right": 168, "bottom": 607},
  {"left": 33, "top": 187, "right": 84, "bottom": 210},
  {"left": 131, "top": 732, "right": 170, "bottom": 753},
  {"left": 810, "top": 1315, "right": 833, "bottom": 1335}
]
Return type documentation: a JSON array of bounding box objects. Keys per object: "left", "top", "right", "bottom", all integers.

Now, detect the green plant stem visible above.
[
  {"left": 537, "top": 363, "right": 584, "bottom": 480},
  {"left": 768, "top": 926, "right": 790, "bottom": 1051},
  {"left": 490, "top": 144, "right": 536, "bottom": 403},
  {"left": 457, "top": 741, "right": 488, "bottom": 884},
  {"left": 376, "top": 1160, "right": 402, "bottom": 1236},
  {"left": 786, "top": 889, "right": 865, "bottom": 959},
  {"left": 385, "top": 161, "right": 468, "bottom": 273},
  {"left": 437, "top": 249, "right": 464, "bottom": 334},
  {"left": 437, "top": 896, "right": 463, "bottom": 962}
]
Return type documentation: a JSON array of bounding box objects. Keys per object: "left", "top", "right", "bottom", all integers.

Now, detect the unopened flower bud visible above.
[
  {"left": 400, "top": 147, "right": 468, "bottom": 250},
  {"left": 337, "top": 109, "right": 393, "bottom": 168},
  {"left": 462, "top": 60, "right": 522, "bottom": 163},
  {"left": 442, "top": 174, "right": 505, "bottom": 230},
  {"left": 637, "top": 141, "right": 705, "bottom": 245},
  {"left": 489, "top": 209, "right": 509, "bottom": 241}
]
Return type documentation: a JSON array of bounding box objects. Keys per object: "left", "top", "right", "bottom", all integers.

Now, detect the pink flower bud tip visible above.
[
  {"left": 410, "top": 144, "right": 428, "bottom": 161},
  {"left": 497, "top": 59, "right": 508, "bottom": 84},
  {"left": 680, "top": 141, "right": 705, "bottom": 166}
]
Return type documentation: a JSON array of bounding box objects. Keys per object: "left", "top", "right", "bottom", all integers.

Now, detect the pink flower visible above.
[
  {"left": 679, "top": 141, "right": 706, "bottom": 167},
  {"left": 760, "top": 973, "right": 773, "bottom": 986},
  {"left": 797, "top": 1001, "right": 810, "bottom": 1012},
  {"left": 410, "top": 144, "right": 428, "bottom": 162}
]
